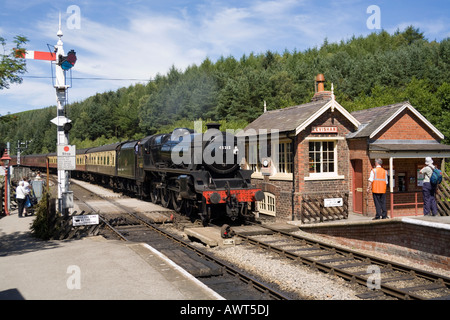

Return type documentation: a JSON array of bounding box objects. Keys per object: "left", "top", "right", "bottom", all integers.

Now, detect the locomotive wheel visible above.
[
  {"left": 161, "top": 188, "right": 171, "bottom": 208},
  {"left": 150, "top": 186, "right": 160, "bottom": 204},
  {"left": 171, "top": 191, "right": 182, "bottom": 213}
]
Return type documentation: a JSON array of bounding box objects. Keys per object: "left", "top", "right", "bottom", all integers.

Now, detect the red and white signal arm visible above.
[{"left": 21, "top": 50, "right": 56, "bottom": 61}]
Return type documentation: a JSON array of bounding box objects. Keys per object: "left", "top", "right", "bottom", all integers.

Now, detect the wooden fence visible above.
[
  {"left": 300, "top": 192, "right": 349, "bottom": 224},
  {"left": 437, "top": 171, "right": 450, "bottom": 216}
]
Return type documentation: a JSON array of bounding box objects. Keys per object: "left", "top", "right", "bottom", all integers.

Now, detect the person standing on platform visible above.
[
  {"left": 420, "top": 157, "right": 438, "bottom": 216},
  {"left": 367, "top": 158, "right": 388, "bottom": 220},
  {"left": 16, "top": 181, "right": 29, "bottom": 218}
]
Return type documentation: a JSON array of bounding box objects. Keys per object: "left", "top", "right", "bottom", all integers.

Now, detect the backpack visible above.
[{"left": 430, "top": 168, "right": 443, "bottom": 186}]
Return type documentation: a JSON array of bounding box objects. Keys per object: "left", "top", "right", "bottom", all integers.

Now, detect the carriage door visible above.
[{"left": 351, "top": 159, "right": 363, "bottom": 214}]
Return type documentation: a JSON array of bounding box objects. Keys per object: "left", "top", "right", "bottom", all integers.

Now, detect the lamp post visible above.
[{"left": 1, "top": 151, "right": 12, "bottom": 216}]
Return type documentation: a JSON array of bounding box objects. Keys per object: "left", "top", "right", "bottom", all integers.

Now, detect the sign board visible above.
[
  {"left": 311, "top": 126, "right": 338, "bottom": 134},
  {"left": 324, "top": 198, "right": 343, "bottom": 207},
  {"left": 58, "top": 145, "right": 76, "bottom": 157},
  {"left": 72, "top": 214, "right": 99, "bottom": 227},
  {"left": 57, "top": 145, "right": 76, "bottom": 170}
]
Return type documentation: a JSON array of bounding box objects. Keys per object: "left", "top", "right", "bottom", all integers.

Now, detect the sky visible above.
[{"left": 0, "top": 0, "right": 449, "bottom": 116}]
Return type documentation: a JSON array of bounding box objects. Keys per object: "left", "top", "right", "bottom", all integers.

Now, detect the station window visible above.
[
  {"left": 278, "top": 142, "right": 293, "bottom": 174},
  {"left": 245, "top": 143, "right": 261, "bottom": 173},
  {"left": 258, "top": 192, "right": 276, "bottom": 216},
  {"left": 309, "top": 141, "right": 335, "bottom": 174},
  {"left": 307, "top": 140, "right": 343, "bottom": 180}
]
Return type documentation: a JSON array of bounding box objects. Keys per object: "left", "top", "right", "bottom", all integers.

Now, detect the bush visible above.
[{"left": 30, "top": 191, "right": 59, "bottom": 240}]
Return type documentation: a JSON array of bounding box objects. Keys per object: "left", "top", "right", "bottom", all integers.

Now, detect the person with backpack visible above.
[{"left": 420, "top": 157, "right": 439, "bottom": 216}]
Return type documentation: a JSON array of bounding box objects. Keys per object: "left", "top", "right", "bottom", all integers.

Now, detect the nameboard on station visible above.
[{"left": 311, "top": 126, "right": 338, "bottom": 134}]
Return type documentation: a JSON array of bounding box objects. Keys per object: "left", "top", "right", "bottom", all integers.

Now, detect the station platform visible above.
[
  {"left": 0, "top": 212, "right": 223, "bottom": 300},
  {"left": 288, "top": 212, "right": 450, "bottom": 229}
]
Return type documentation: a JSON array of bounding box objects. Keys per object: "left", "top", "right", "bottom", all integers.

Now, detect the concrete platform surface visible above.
[
  {"left": 0, "top": 213, "right": 223, "bottom": 300},
  {"left": 288, "top": 212, "right": 450, "bottom": 230}
]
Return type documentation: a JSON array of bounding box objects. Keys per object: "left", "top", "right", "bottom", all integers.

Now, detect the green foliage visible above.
[
  {"left": 30, "top": 191, "right": 59, "bottom": 240},
  {"left": 0, "top": 27, "right": 449, "bottom": 152},
  {"left": 0, "top": 35, "right": 28, "bottom": 90}
]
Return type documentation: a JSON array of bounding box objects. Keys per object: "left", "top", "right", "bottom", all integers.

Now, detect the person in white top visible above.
[
  {"left": 420, "top": 157, "right": 438, "bottom": 216},
  {"left": 16, "top": 181, "right": 29, "bottom": 218}
]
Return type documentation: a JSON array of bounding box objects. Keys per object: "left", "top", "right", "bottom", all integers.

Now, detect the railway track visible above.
[
  {"left": 70, "top": 180, "right": 293, "bottom": 300},
  {"left": 69, "top": 178, "right": 450, "bottom": 300},
  {"left": 233, "top": 224, "right": 450, "bottom": 300}
]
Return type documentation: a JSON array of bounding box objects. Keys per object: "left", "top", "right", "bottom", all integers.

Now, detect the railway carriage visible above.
[
  {"left": 48, "top": 153, "right": 57, "bottom": 170},
  {"left": 84, "top": 142, "right": 121, "bottom": 186},
  {"left": 75, "top": 148, "right": 90, "bottom": 173}
]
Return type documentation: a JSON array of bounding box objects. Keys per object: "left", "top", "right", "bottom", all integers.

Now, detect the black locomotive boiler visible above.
[
  {"left": 16, "top": 123, "right": 264, "bottom": 226},
  {"left": 140, "top": 123, "right": 264, "bottom": 225}
]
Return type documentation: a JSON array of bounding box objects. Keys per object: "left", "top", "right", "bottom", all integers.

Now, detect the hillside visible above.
[{"left": 1, "top": 26, "right": 449, "bottom": 155}]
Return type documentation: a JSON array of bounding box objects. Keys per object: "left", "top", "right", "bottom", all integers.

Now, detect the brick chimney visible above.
[{"left": 312, "top": 74, "right": 333, "bottom": 102}]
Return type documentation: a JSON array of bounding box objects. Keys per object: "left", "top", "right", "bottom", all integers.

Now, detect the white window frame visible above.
[
  {"left": 278, "top": 141, "right": 293, "bottom": 174},
  {"left": 305, "top": 137, "right": 344, "bottom": 181},
  {"left": 257, "top": 192, "right": 276, "bottom": 216}
]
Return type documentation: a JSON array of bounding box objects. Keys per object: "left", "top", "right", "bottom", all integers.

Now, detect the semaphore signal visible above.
[{"left": 18, "top": 13, "right": 77, "bottom": 215}]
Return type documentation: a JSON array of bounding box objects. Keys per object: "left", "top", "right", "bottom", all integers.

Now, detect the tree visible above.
[{"left": 0, "top": 35, "right": 28, "bottom": 89}]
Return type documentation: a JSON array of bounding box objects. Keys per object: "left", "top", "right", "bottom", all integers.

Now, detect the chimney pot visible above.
[{"left": 316, "top": 73, "right": 325, "bottom": 92}]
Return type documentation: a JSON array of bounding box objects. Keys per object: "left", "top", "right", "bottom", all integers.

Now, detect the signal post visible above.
[
  {"left": 18, "top": 14, "right": 77, "bottom": 215},
  {"left": 52, "top": 17, "right": 77, "bottom": 215}
]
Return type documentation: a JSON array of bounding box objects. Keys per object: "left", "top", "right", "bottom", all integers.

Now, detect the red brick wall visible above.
[
  {"left": 373, "top": 109, "right": 440, "bottom": 141},
  {"left": 296, "top": 109, "right": 354, "bottom": 194},
  {"left": 301, "top": 221, "right": 450, "bottom": 269},
  {"left": 252, "top": 178, "right": 293, "bottom": 221}
]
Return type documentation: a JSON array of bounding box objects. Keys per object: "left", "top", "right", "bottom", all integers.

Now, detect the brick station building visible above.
[{"left": 239, "top": 75, "right": 450, "bottom": 221}]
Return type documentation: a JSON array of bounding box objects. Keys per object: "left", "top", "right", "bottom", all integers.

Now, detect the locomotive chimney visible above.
[{"left": 206, "top": 123, "right": 221, "bottom": 131}]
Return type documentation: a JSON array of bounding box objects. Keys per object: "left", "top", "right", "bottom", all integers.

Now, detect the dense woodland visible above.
[{"left": 1, "top": 27, "right": 450, "bottom": 156}]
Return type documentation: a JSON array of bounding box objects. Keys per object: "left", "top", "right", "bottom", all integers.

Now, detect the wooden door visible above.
[{"left": 351, "top": 159, "right": 363, "bottom": 213}]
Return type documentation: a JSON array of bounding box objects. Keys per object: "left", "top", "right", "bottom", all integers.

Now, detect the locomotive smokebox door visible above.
[{"left": 261, "top": 157, "right": 272, "bottom": 176}]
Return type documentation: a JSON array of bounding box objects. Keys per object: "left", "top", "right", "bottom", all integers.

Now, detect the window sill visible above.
[
  {"left": 305, "top": 174, "right": 345, "bottom": 181},
  {"left": 251, "top": 172, "right": 293, "bottom": 181}
]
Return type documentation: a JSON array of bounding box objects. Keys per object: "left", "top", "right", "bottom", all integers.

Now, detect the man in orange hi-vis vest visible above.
[{"left": 367, "top": 158, "right": 388, "bottom": 220}]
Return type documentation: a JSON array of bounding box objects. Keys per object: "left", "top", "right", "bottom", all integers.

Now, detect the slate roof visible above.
[
  {"left": 347, "top": 101, "right": 444, "bottom": 140},
  {"left": 239, "top": 99, "right": 330, "bottom": 134},
  {"left": 347, "top": 102, "right": 407, "bottom": 139}
]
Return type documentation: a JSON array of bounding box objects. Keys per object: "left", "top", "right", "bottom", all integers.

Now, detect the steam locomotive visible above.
[{"left": 14, "top": 123, "right": 264, "bottom": 226}]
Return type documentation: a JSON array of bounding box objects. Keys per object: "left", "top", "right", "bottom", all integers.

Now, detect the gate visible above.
[{"left": 300, "top": 192, "right": 349, "bottom": 223}]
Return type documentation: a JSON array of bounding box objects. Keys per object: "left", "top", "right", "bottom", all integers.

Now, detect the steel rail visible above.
[
  {"left": 72, "top": 181, "right": 292, "bottom": 300},
  {"left": 262, "top": 224, "right": 450, "bottom": 287},
  {"left": 236, "top": 224, "right": 450, "bottom": 300},
  {"left": 106, "top": 211, "right": 292, "bottom": 300}
]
